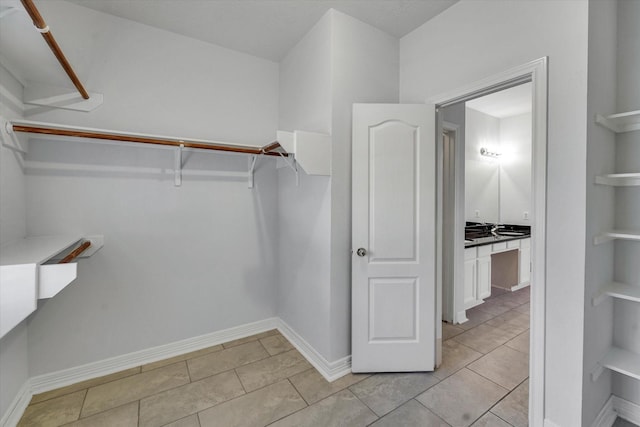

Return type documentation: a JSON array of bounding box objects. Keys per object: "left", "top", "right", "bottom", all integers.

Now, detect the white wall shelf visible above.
[
  {"left": 593, "top": 347, "right": 640, "bottom": 382},
  {"left": 596, "top": 110, "right": 640, "bottom": 133},
  {"left": 593, "top": 230, "right": 640, "bottom": 245},
  {"left": 0, "top": 235, "right": 103, "bottom": 338},
  {"left": 276, "top": 130, "right": 331, "bottom": 176},
  {"left": 593, "top": 282, "right": 640, "bottom": 306},
  {"left": 595, "top": 173, "right": 640, "bottom": 186}
]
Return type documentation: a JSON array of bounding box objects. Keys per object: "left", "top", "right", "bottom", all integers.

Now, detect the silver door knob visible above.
[{"left": 356, "top": 248, "right": 367, "bottom": 257}]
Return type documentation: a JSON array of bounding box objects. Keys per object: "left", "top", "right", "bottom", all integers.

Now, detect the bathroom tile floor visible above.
[{"left": 20, "top": 286, "right": 632, "bottom": 427}]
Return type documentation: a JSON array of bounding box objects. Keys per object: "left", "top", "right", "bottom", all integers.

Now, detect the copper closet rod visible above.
[
  {"left": 11, "top": 124, "right": 286, "bottom": 157},
  {"left": 20, "top": 0, "right": 90, "bottom": 99},
  {"left": 58, "top": 240, "right": 91, "bottom": 264}
]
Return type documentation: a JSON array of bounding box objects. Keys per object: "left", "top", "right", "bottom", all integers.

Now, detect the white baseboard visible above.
[
  {"left": 613, "top": 395, "right": 640, "bottom": 425},
  {"left": 592, "top": 395, "right": 618, "bottom": 427},
  {"left": 0, "top": 380, "right": 32, "bottom": 427},
  {"left": 29, "top": 317, "right": 279, "bottom": 395},
  {"left": 2, "top": 316, "right": 352, "bottom": 426},
  {"left": 276, "top": 319, "right": 351, "bottom": 382},
  {"left": 511, "top": 282, "right": 530, "bottom": 292},
  {"left": 591, "top": 394, "right": 640, "bottom": 427}
]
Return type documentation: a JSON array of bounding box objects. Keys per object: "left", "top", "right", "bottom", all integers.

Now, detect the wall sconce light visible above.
[{"left": 480, "top": 147, "right": 501, "bottom": 158}]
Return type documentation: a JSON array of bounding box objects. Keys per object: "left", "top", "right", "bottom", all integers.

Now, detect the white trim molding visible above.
[
  {"left": 591, "top": 395, "right": 640, "bottom": 427},
  {"left": 592, "top": 395, "right": 617, "bottom": 427},
  {"left": 0, "top": 380, "right": 32, "bottom": 427},
  {"left": 613, "top": 395, "right": 640, "bottom": 426},
  {"left": 276, "top": 319, "right": 351, "bottom": 382},
  {"left": 428, "top": 57, "right": 548, "bottom": 427},
  {"left": 29, "top": 317, "right": 280, "bottom": 395},
  {"left": 1, "top": 317, "right": 351, "bottom": 426}
]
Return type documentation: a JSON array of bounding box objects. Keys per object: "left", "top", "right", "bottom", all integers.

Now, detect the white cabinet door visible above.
[
  {"left": 464, "top": 258, "right": 477, "bottom": 308},
  {"left": 519, "top": 239, "right": 531, "bottom": 285},
  {"left": 352, "top": 103, "right": 436, "bottom": 372},
  {"left": 477, "top": 256, "right": 492, "bottom": 300}
]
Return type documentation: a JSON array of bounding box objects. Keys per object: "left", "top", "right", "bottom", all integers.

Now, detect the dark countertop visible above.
[
  {"left": 465, "top": 233, "right": 530, "bottom": 248},
  {"left": 464, "top": 223, "right": 531, "bottom": 248}
]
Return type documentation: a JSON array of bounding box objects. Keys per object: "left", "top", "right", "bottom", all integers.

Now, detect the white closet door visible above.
[{"left": 352, "top": 103, "right": 436, "bottom": 372}]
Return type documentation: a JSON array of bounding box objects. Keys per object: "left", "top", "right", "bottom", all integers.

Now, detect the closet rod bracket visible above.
[
  {"left": 278, "top": 151, "right": 299, "bottom": 186},
  {"left": 248, "top": 155, "right": 259, "bottom": 189},
  {"left": 2, "top": 119, "right": 27, "bottom": 155},
  {"left": 174, "top": 143, "right": 184, "bottom": 187}
]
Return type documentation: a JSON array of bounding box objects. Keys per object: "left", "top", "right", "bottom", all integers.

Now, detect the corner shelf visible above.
[
  {"left": 0, "top": 235, "right": 103, "bottom": 339},
  {"left": 593, "top": 282, "right": 640, "bottom": 306},
  {"left": 596, "top": 110, "right": 640, "bottom": 133},
  {"left": 595, "top": 173, "right": 640, "bottom": 186},
  {"left": 593, "top": 230, "right": 640, "bottom": 245},
  {"left": 276, "top": 130, "right": 331, "bottom": 176},
  {"left": 593, "top": 347, "right": 640, "bottom": 382}
]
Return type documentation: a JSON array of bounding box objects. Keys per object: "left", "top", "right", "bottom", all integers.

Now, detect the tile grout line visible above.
[
  {"left": 27, "top": 367, "right": 142, "bottom": 407},
  {"left": 484, "top": 376, "right": 530, "bottom": 427},
  {"left": 286, "top": 377, "right": 311, "bottom": 407}
]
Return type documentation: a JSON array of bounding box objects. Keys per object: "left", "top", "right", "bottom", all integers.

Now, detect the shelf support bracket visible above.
[
  {"left": 174, "top": 143, "right": 183, "bottom": 187},
  {"left": 591, "top": 363, "right": 604, "bottom": 382},
  {"left": 278, "top": 151, "right": 299, "bottom": 186},
  {"left": 248, "top": 155, "right": 259, "bottom": 189}
]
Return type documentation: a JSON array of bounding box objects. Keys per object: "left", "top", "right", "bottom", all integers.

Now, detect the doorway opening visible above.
[{"left": 432, "top": 58, "right": 547, "bottom": 426}]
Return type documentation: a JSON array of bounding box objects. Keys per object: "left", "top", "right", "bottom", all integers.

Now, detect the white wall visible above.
[
  {"left": 277, "top": 11, "right": 333, "bottom": 359},
  {"left": 613, "top": 0, "right": 640, "bottom": 408},
  {"left": 0, "top": 65, "right": 29, "bottom": 419},
  {"left": 328, "top": 10, "right": 399, "bottom": 361},
  {"left": 582, "top": 0, "right": 617, "bottom": 424},
  {"left": 400, "top": 1, "right": 590, "bottom": 425},
  {"left": 465, "top": 107, "right": 500, "bottom": 223},
  {"left": 277, "top": 9, "right": 399, "bottom": 363},
  {"left": 13, "top": 2, "right": 280, "bottom": 376},
  {"left": 465, "top": 109, "right": 531, "bottom": 226},
  {"left": 499, "top": 113, "right": 532, "bottom": 225},
  {"left": 27, "top": 1, "right": 277, "bottom": 146}
]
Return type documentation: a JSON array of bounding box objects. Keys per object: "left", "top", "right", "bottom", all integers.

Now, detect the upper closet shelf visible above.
[
  {"left": 277, "top": 130, "right": 331, "bottom": 176},
  {"left": 595, "top": 173, "right": 640, "bottom": 186},
  {"left": 593, "top": 230, "right": 640, "bottom": 245},
  {"left": 595, "top": 110, "right": 640, "bottom": 133},
  {"left": 0, "top": 235, "right": 103, "bottom": 339}
]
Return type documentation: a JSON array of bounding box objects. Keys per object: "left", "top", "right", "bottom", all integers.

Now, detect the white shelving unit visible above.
[
  {"left": 593, "top": 281, "right": 640, "bottom": 306},
  {"left": 592, "top": 110, "right": 640, "bottom": 385},
  {"left": 276, "top": 130, "right": 331, "bottom": 176},
  {"left": 595, "top": 110, "right": 640, "bottom": 133},
  {"left": 593, "top": 347, "right": 640, "bottom": 382},
  {"left": 595, "top": 173, "right": 640, "bottom": 186},
  {"left": 594, "top": 230, "right": 640, "bottom": 245},
  {"left": 0, "top": 235, "right": 103, "bottom": 338}
]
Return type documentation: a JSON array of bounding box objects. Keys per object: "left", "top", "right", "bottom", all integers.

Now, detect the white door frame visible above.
[{"left": 428, "top": 57, "right": 548, "bottom": 426}]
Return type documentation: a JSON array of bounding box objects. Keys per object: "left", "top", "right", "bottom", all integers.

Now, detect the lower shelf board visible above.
[
  {"left": 595, "top": 173, "right": 640, "bottom": 186},
  {"left": 594, "top": 230, "right": 640, "bottom": 245},
  {"left": 593, "top": 347, "right": 640, "bottom": 382},
  {"left": 593, "top": 282, "right": 640, "bottom": 306}
]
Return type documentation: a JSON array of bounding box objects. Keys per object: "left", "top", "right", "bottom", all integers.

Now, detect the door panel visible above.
[
  {"left": 352, "top": 104, "right": 435, "bottom": 373},
  {"left": 369, "top": 121, "right": 418, "bottom": 263}
]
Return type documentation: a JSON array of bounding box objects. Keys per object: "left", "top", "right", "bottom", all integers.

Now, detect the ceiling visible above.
[
  {"left": 466, "top": 83, "right": 532, "bottom": 119},
  {"left": 64, "top": 0, "right": 458, "bottom": 62}
]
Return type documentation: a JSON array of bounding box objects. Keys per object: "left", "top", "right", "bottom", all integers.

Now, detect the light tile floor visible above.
[{"left": 17, "top": 286, "right": 637, "bottom": 427}]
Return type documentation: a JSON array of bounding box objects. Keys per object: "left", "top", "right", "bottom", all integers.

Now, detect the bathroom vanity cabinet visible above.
[{"left": 464, "top": 237, "right": 530, "bottom": 309}]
